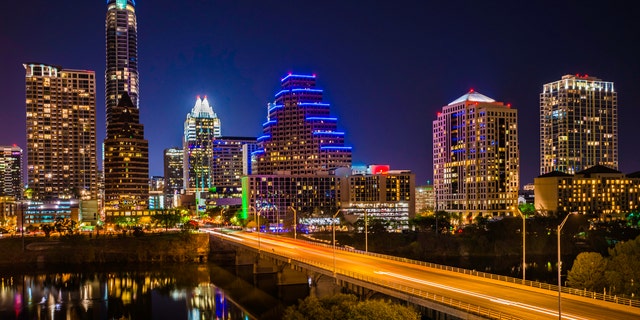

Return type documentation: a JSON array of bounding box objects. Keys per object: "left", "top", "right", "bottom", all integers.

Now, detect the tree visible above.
[
  {"left": 567, "top": 252, "right": 607, "bottom": 292},
  {"left": 54, "top": 217, "right": 76, "bottom": 235},
  {"left": 519, "top": 203, "right": 535, "bottom": 215},
  {"left": 41, "top": 224, "right": 53, "bottom": 237},
  {"left": 283, "top": 293, "right": 418, "bottom": 320},
  {"left": 348, "top": 299, "right": 419, "bottom": 320},
  {"left": 606, "top": 235, "right": 640, "bottom": 296},
  {"left": 151, "top": 212, "right": 181, "bottom": 231}
]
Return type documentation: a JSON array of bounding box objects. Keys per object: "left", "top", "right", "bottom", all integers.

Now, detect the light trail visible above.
[{"left": 374, "top": 271, "right": 591, "bottom": 320}]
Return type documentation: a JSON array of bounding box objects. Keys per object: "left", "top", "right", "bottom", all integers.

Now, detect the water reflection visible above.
[{"left": 0, "top": 264, "right": 286, "bottom": 320}]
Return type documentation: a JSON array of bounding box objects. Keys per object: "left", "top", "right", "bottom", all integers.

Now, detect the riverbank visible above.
[{"left": 0, "top": 232, "right": 209, "bottom": 267}]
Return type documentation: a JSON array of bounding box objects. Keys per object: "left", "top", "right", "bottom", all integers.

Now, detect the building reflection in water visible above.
[{"left": 0, "top": 265, "right": 253, "bottom": 319}]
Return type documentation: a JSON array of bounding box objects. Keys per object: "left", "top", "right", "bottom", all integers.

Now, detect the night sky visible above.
[{"left": 1, "top": 1, "right": 639, "bottom": 186}]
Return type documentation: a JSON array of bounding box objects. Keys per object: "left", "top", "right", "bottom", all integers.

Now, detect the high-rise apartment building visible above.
[
  {"left": 540, "top": 74, "right": 617, "bottom": 175},
  {"left": 24, "top": 63, "right": 97, "bottom": 200},
  {"left": 105, "top": 0, "right": 139, "bottom": 122},
  {"left": 212, "top": 137, "right": 258, "bottom": 190},
  {"left": 183, "top": 96, "right": 221, "bottom": 195},
  {"left": 163, "top": 147, "right": 183, "bottom": 208},
  {"left": 433, "top": 90, "right": 519, "bottom": 218},
  {"left": 103, "top": 93, "right": 149, "bottom": 209},
  {"left": 0, "top": 145, "right": 23, "bottom": 199},
  {"left": 254, "top": 74, "right": 352, "bottom": 175},
  {"left": 104, "top": 0, "right": 148, "bottom": 209}
]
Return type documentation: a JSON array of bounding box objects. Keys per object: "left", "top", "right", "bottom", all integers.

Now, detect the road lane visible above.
[{"left": 206, "top": 229, "right": 640, "bottom": 320}]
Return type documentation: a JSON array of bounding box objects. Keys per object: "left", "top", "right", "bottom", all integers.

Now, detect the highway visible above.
[{"left": 205, "top": 229, "right": 640, "bottom": 320}]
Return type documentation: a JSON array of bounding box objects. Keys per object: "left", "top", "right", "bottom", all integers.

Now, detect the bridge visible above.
[{"left": 205, "top": 229, "right": 640, "bottom": 320}]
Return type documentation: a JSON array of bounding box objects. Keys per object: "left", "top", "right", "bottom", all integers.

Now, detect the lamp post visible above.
[
  {"left": 332, "top": 209, "right": 342, "bottom": 276},
  {"left": 219, "top": 207, "right": 226, "bottom": 227},
  {"left": 249, "top": 206, "right": 261, "bottom": 252},
  {"left": 289, "top": 206, "right": 297, "bottom": 239},
  {"left": 557, "top": 212, "right": 576, "bottom": 320},
  {"left": 364, "top": 208, "right": 368, "bottom": 252},
  {"left": 515, "top": 207, "right": 526, "bottom": 281}
]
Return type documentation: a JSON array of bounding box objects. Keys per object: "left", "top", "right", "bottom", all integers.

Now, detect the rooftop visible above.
[{"left": 448, "top": 90, "right": 495, "bottom": 106}]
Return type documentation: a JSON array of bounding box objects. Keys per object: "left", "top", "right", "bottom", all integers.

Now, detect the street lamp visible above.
[
  {"left": 219, "top": 207, "right": 226, "bottom": 227},
  {"left": 515, "top": 207, "right": 526, "bottom": 281},
  {"left": 249, "top": 206, "right": 261, "bottom": 252},
  {"left": 364, "top": 208, "right": 368, "bottom": 252},
  {"left": 332, "top": 209, "right": 342, "bottom": 276},
  {"left": 289, "top": 206, "right": 297, "bottom": 239},
  {"left": 557, "top": 212, "right": 576, "bottom": 320}
]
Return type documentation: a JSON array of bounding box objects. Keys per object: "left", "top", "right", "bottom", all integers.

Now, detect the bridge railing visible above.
[
  {"left": 294, "top": 235, "right": 640, "bottom": 309},
  {"left": 288, "top": 254, "right": 526, "bottom": 320}
]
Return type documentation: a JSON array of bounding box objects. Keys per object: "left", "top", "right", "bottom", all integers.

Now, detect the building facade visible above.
[
  {"left": 415, "top": 183, "right": 435, "bottom": 213},
  {"left": 534, "top": 165, "right": 637, "bottom": 220},
  {"left": 149, "top": 176, "right": 164, "bottom": 210},
  {"left": 242, "top": 175, "right": 342, "bottom": 228},
  {"left": 104, "top": 0, "right": 148, "bottom": 210},
  {"left": 103, "top": 93, "right": 149, "bottom": 209},
  {"left": 183, "top": 96, "right": 221, "bottom": 195},
  {"left": 105, "top": 0, "right": 139, "bottom": 120},
  {"left": 24, "top": 63, "right": 98, "bottom": 201},
  {"left": 540, "top": 74, "right": 617, "bottom": 175},
  {"left": 0, "top": 145, "right": 23, "bottom": 199},
  {"left": 212, "top": 137, "right": 257, "bottom": 193},
  {"left": 242, "top": 167, "right": 415, "bottom": 231},
  {"left": 163, "top": 148, "right": 183, "bottom": 208},
  {"left": 254, "top": 74, "right": 352, "bottom": 175},
  {"left": 340, "top": 167, "right": 415, "bottom": 231},
  {"left": 433, "top": 90, "right": 519, "bottom": 219}
]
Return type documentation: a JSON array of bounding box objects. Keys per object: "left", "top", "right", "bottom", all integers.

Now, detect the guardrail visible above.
[
  {"left": 211, "top": 231, "right": 524, "bottom": 319},
  {"left": 211, "top": 230, "right": 640, "bottom": 310},
  {"left": 287, "top": 254, "right": 526, "bottom": 320},
  {"left": 292, "top": 234, "right": 640, "bottom": 309}
]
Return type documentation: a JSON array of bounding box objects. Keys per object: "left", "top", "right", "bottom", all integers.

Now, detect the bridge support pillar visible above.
[{"left": 310, "top": 273, "right": 341, "bottom": 298}]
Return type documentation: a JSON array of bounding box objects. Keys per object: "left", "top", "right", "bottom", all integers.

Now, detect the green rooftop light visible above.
[{"left": 116, "top": 0, "right": 127, "bottom": 9}]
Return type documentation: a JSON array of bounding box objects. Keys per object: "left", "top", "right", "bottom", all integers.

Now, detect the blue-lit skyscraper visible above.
[{"left": 254, "top": 74, "right": 352, "bottom": 175}]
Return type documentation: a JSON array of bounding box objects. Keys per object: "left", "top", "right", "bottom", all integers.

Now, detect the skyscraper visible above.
[
  {"left": 105, "top": 0, "right": 139, "bottom": 122},
  {"left": 163, "top": 147, "right": 183, "bottom": 208},
  {"left": 183, "top": 96, "right": 221, "bottom": 195},
  {"left": 24, "top": 63, "right": 97, "bottom": 200},
  {"left": 254, "top": 74, "right": 352, "bottom": 175},
  {"left": 103, "top": 93, "right": 149, "bottom": 209},
  {"left": 212, "top": 137, "right": 258, "bottom": 190},
  {"left": 0, "top": 145, "right": 23, "bottom": 199},
  {"left": 433, "top": 90, "right": 519, "bottom": 218},
  {"left": 104, "top": 0, "right": 148, "bottom": 209},
  {"left": 540, "top": 74, "right": 617, "bottom": 175}
]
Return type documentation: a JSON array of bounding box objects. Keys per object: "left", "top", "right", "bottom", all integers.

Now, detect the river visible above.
[{"left": 0, "top": 263, "right": 308, "bottom": 320}]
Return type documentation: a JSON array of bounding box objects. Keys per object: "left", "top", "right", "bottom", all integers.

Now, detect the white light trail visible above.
[{"left": 374, "top": 271, "right": 591, "bottom": 320}]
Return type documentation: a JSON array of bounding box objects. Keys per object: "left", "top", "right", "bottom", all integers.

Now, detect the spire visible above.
[
  {"left": 202, "top": 96, "right": 210, "bottom": 111},
  {"left": 189, "top": 95, "right": 216, "bottom": 118}
]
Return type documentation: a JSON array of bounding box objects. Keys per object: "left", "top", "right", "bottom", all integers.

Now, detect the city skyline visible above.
[{"left": 1, "top": 1, "right": 639, "bottom": 186}]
